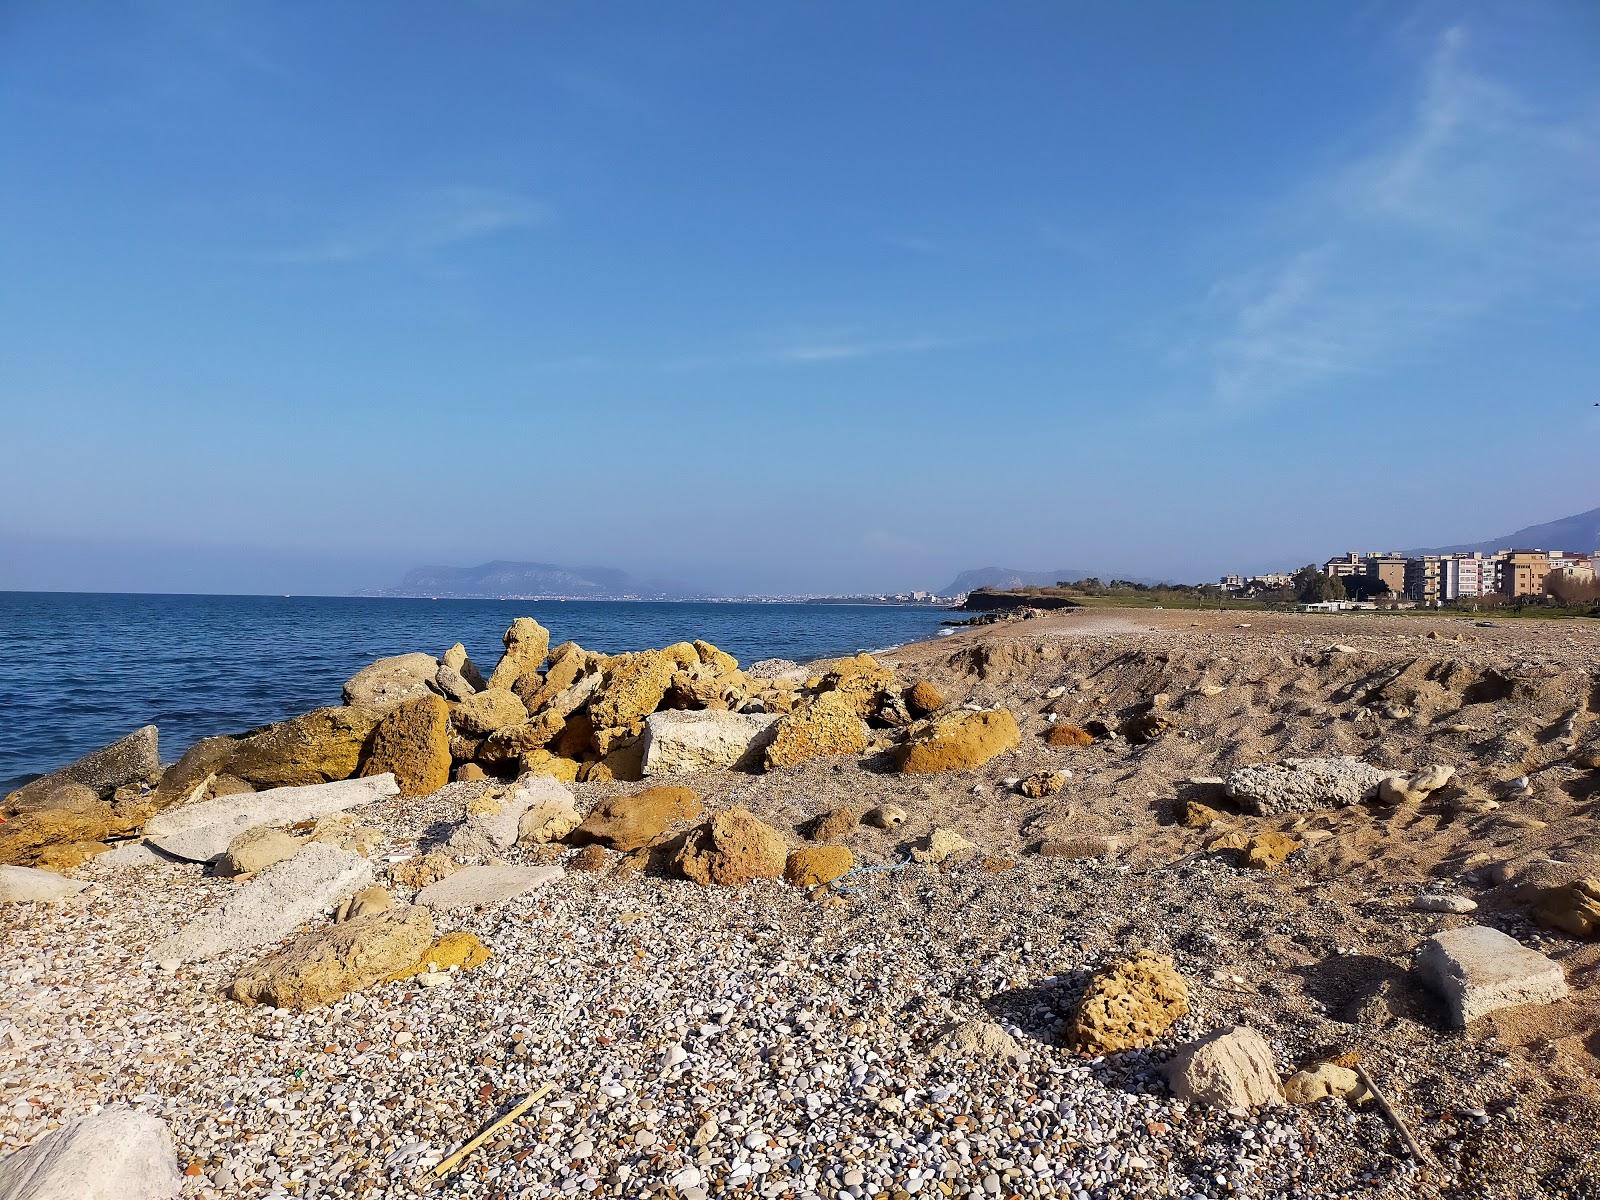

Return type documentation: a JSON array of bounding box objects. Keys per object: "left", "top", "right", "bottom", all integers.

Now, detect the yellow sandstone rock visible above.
[
  {"left": 228, "top": 706, "right": 381, "bottom": 788},
  {"left": 906, "top": 680, "right": 946, "bottom": 717},
  {"left": 763, "top": 692, "right": 869, "bottom": 770},
  {"left": 898, "top": 710, "right": 1020, "bottom": 774},
  {"left": 1067, "top": 951, "right": 1190, "bottom": 1054},
  {"left": 673, "top": 807, "right": 787, "bottom": 887},
  {"left": 569, "top": 787, "right": 703, "bottom": 852},
  {"left": 487, "top": 617, "right": 552, "bottom": 691},
  {"left": 361, "top": 694, "right": 452, "bottom": 798},
  {"left": 785, "top": 845, "right": 853, "bottom": 887},
  {"left": 1045, "top": 723, "right": 1095, "bottom": 748}
]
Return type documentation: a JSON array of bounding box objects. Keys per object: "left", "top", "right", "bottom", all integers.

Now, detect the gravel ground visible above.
[{"left": 4, "top": 607, "right": 1600, "bottom": 1200}]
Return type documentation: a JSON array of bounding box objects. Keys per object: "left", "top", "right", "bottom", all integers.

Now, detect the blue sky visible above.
[{"left": 2, "top": 1, "right": 1597, "bottom": 595}]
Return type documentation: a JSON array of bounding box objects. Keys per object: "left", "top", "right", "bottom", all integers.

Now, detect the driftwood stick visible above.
[
  {"left": 430, "top": 1081, "right": 554, "bottom": 1180},
  {"left": 1354, "top": 1063, "right": 1434, "bottom": 1167}
]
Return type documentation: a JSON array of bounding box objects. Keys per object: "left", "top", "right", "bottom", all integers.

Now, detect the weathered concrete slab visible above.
[
  {"left": 415, "top": 863, "right": 561, "bottom": 911},
  {"left": 0, "top": 865, "right": 89, "bottom": 904},
  {"left": 148, "top": 844, "right": 372, "bottom": 965},
  {"left": 0, "top": 1107, "right": 181, "bottom": 1200},
  {"left": 142, "top": 774, "right": 398, "bottom": 863},
  {"left": 1414, "top": 925, "right": 1569, "bottom": 1026},
  {"left": 641, "top": 710, "right": 780, "bottom": 775}
]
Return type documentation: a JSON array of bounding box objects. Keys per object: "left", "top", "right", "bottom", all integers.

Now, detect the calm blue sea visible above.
[{"left": 0, "top": 593, "right": 953, "bottom": 789}]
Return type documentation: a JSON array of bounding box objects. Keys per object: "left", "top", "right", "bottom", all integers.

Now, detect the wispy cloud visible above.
[
  {"left": 662, "top": 331, "right": 963, "bottom": 372},
  {"left": 1204, "top": 23, "right": 1600, "bottom": 412},
  {"left": 266, "top": 187, "right": 548, "bottom": 264}
]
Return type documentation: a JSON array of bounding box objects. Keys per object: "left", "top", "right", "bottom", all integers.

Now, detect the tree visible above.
[{"left": 1291, "top": 565, "right": 1343, "bottom": 604}]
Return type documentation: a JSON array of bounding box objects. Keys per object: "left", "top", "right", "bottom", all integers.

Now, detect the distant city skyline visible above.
[{"left": 2, "top": 2, "right": 1597, "bottom": 596}]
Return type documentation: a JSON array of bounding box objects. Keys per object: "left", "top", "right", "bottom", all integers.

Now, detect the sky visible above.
[{"left": 2, "top": 1, "right": 1598, "bottom": 596}]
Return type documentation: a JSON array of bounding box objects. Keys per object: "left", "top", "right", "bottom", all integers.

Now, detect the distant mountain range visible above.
[
  {"left": 369, "top": 560, "right": 698, "bottom": 600},
  {"left": 1409, "top": 505, "right": 1600, "bottom": 556},
  {"left": 939, "top": 566, "right": 1165, "bottom": 595}
]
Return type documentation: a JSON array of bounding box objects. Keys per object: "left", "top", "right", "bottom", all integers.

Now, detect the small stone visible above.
[
  {"left": 784, "top": 845, "right": 853, "bottom": 888},
  {"left": 1164, "top": 1026, "right": 1283, "bottom": 1109},
  {"left": 911, "top": 827, "right": 973, "bottom": 866},
  {"left": 1067, "top": 950, "right": 1188, "bottom": 1053},
  {"left": 1284, "top": 1063, "right": 1369, "bottom": 1105},
  {"left": 1412, "top": 893, "right": 1477, "bottom": 915},
  {"left": 809, "top": 806, "right": 859, "bottom": 842},
  {"left": 864, "top": 803, "right": 907, "bottom": 829},
  {"left": 1016, "top": 770, "right": 1066, "bottom": 799},
  {"left": 930, "top": 1019, "right": 1021, "bottom": 1065}
]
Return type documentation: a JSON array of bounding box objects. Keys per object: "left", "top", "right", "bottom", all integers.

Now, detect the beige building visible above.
[
  {"left": 1324, "top": 553, "right": 1364, "bottom": 581},
  {"left": 1404, "top": 556, "right": 1442, "bottom": 606},
  {"left": 1501, "top": 549, "right": 1550, "bottom": 598},
  {"left": 1366, "top": 554, "right": 1408, "bottom": 596}
]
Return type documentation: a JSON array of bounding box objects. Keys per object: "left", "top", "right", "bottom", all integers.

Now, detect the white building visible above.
[{"left": 1440, "top": 553, "right": 1493, "bottom": 601}]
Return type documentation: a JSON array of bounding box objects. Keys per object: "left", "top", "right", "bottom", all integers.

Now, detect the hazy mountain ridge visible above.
[
  {"left": 373, "top": 560, "right": 698, "bottom": 599},
  {"left": 1409, "top": 505, "right": 1600, "bottom": 556}
]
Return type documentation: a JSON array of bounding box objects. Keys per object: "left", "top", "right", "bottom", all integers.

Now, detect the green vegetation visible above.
[
  {"left": 966, "top": 579, "right": 1271, "bottom": 612},
  {"left": 965, "top": 568, "right": 1600, "bottom": 620}
]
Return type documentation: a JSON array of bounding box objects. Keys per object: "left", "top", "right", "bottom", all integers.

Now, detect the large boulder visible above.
[
  {"left": 142, "top": 774, "right": 398, "bottom": 863},
  {"left": 515, "top": 642, "right": 603, "bottom": 714},
  {"left": 811, "top": 654, "right": 900, "bottom": 719},
  {"left": 4, "top": 780, "right": 100, "bottom": 816},
  {"left": 147, "top": 736, "right": 238, "bottom": 811},
  {"left": 1066, "top": 950, "right": 1190, "bottom": 1053},
  {"left": 4, "top": 726, "right": 160, "bottom": 812},
  {"left": 361, "top": 694, "right": 452, "bottom": 798},
  {"left": 1164, "top": 1026, "right": 1283, "bottom": 1109},
  {"left": 1225, "top": 756, "right": 1389, "bottom": 816},
  {"left": 569, "top": 787, "right": 703, "bottom": 852},
  {"left": 673, "top": 807, "right": 786, "bottom": 887},
  {"left": 449, "top": 688, "right": 529, "bottom": 736},
  {"left": 228, "top": 706, "right": 381, "bottom": 789},
  {"left": 415, "top": 863, "right": 562, "bottom": 910},
  {"left": 0, "top": 865, "right": 90, "bottom": 904},
  {"left": 341, "top": 652, "right": 439, "bottom": 711},
  {"left": 587, "top": 650, "right": 678, "bottom": 746},
  {"left": 148, "top": 844, "right": 372, "bottom": 965},
  {"left": 0, "top": 807, "right": 127, "bottom": 871},
  {"left": 1414, "top": 926, "right": 1569, "bottom": 1027},
  {"left": 442, "top": 642, "right": 486, "bottom": 690},
  {"left": 897, "top": 709, "right": 1020, "bottom": 774},
  {"left": 228, "top": 905, "right": 435, "bottom": 1009},
  {"left": 640, "top": 710, "right": 780, "bottom": 775},
  {"left": 487, "top": 618, "right": 552, "bottom": 691},
  {"left": 763, "top": 692, "right": 869, "bottom": 770},
  {"left": 0, "top": 1107, "right": 182, "bottom": 1200}
]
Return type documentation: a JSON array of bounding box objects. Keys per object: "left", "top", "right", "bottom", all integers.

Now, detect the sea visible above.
[{"left": 0, "top": 592, "right": 955, "bottom": 789}]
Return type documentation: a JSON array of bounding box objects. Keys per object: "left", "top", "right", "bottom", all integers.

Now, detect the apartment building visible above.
[
  {"left": 1440, "top": 553, "right": 1493, "bottom": 600},
  {"left": 1501, "top": 549, "right": 1551, "bottom": 598},
  {"left": 1404, "top": 556, "right": 1443, "bottom": 605},
  {"left": 1323, "top": 553, "right": 1365, "bottom": 581},
  {"left": 1366, "top": 554, "right": 1409, "bottom": 596}
]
